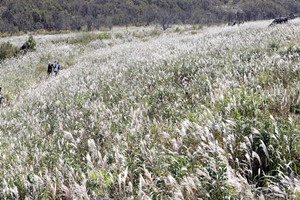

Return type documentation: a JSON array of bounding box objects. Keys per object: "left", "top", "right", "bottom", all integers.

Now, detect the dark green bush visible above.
[
  {"left": 0, "top": 36, "right": 36, "bottom": 61},
  {"left": 0, "top": 42, "right": 18, "bottom": 61},
  {"left": 25, "top": 35, "right": 36, "bottom": 50}
]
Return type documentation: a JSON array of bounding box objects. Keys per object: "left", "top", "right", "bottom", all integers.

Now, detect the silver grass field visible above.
[{"left": 1, "top": 19, "right": 300, "bottom": 199}]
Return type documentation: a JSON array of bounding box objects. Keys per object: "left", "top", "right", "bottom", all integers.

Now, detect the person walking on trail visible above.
[
  {"left": 54, "top": 61, "right": 60, "bottom": 76},
  {"left": 47, "top": 61, "right": 53, "bottom": 77},
  {"left": 53, "top": 61, "right": 57, "bottom": 71},
  {"left": 0, "top": 87, "right": 4, "bottom": 107}
]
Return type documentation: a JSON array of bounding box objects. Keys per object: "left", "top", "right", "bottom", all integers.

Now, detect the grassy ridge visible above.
[{"left": 0, "top": 21, "right": 300, "bottom": 199}]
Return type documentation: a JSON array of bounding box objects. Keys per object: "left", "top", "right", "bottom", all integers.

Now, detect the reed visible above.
[{"left": 0, "top": 20, "right": 300, "bottom": 199}]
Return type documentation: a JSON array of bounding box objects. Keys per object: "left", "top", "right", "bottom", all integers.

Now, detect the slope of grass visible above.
[{"left": 0, "top": 21, "right": 300, "bottom": 199}]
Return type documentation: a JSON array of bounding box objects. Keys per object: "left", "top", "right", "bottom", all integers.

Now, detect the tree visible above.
[
  {"left": 159, "top": 9, "right": 174, "bottom": 30},
  {"left": 0, "top": 0, "right": 299, "bottom": 33}
]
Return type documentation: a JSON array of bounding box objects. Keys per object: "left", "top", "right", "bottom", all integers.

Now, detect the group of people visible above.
[{"left": 47, "top": 61, "right": 60, "bottom": 77}]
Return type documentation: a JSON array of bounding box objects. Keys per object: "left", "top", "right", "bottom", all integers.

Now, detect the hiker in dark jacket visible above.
[
  {"left": 0, "top": 87, "right": 4, "bottom": 107},
  {"left": 47, "top": 62, "right": 53, "bottom": 77}
]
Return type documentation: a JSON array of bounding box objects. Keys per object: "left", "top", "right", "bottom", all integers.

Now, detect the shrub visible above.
[
  {"left": 25, "top": 35, "right": 36, "bottom": 50},
  {"left": 0, "top": 36, "right": 37, "bottom": 61},
  {"left": 68, "top": 32, "right": 111, "bottom": 45},
  {"left": 97, "top": 32, "right": 111, "bottom": 40},
  {"left": 0, "top": 42, "right": 18, "bottom": 61}
]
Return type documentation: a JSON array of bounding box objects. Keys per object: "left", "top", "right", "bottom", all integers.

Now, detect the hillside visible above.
[
  {"left": 1, "top": 20, "right": 300, "bottom": 199},
  {"left": 0, "top": 0, "right": 300, "bottom": 33}
]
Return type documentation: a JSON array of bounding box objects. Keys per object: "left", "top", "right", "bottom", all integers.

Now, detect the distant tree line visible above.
[{"left": 0, "top": 0, "right": 299, "bottom": 33}]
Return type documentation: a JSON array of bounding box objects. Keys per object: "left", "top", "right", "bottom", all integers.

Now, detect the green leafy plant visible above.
[
  {"left": 25, "top": 35, "right": 36, "bottom": 50},
  {"left": 0, "top": 42, "right": 18, "bottom": 61}
]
